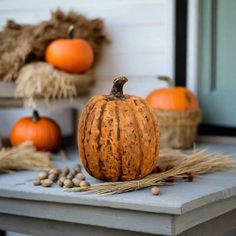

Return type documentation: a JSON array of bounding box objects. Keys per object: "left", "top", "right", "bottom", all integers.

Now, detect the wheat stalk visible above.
[
  {"left": 0, "top": 141, "right": 52, "bottom": 172},
  {"left": 69, "top": 149, "right": 236, "bottom": 195}
]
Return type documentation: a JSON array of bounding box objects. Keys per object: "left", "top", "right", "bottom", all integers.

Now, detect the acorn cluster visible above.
[{"left": 33, "top": 164, "right": 90, "bottom": 188}]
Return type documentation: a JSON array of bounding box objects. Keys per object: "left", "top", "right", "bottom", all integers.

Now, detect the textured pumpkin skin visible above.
[
  {"left": 45, "top": 38, "right": 94, "bottom": 73},
  {"left": 10, "top": 112, "right": 62, "bottom": 151},
  {"left": 146, "top": 87, "right": 199, "bottom": 111},
  {"left": 78, "top": 78, "right": 160, "bottom": 181}
]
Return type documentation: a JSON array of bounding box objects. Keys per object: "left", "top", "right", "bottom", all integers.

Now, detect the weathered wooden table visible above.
[{"left": 0, "top": 142, "right": 236, "bottom": 236}]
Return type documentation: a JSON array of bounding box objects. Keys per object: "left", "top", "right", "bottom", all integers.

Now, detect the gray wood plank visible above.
[
  {"left": 0, "top": 198, "right": 173, "bottom": 235},
  {"left": 178, "top": 209, "right": 236, "bottom": 236},
  {"left": 174, "top": 197, "right": 236, "bottom": 234},
  {"left": 0, "top": 142, "right": 235, "bottom": 235},
  {"left": 0, "top": 146, "right": 235, "bottom": 215},
  {"left": 0, "top": 213, "right": 156, "bottom": 236},
  {"left": 2, "top": 165, "right": 236, "bottom": 214}
]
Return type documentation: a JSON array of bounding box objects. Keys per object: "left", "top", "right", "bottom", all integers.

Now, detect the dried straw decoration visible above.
[
  {"left": 0, "top": 141, "right": 52, "bottom": 173},
  {"left": 15, "top": 62, "right": 94, "bottom": 108},
  {"left": 69, "top": 148, "right": 236, "bottom": 195}
]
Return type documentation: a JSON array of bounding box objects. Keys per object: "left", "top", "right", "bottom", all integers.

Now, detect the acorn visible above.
[
  {"left": 70, "top": 169, "right": 78, "bottom": 176},
  {"left": 66, "top": 173, "right": 74, "bottom": 180},
  {"left": 151, "top": 186, "right": 160, "bottom": 195},
  {"left": 33, "top": 179, "right": 41, "bottom": 186},
  {"left": 64, "top": 179, "right": 73, "bottom": 188},
  {"left": 57, "top": 176, "right": 66, "bottom": 187},
  {"left": 41, "top": 179, "right": 53, "bottom": 187},
  {"left": 72, "top": 178, "right": 81, "bottom": 187},
  {"left": 49, "top": 168, "right": 60, "bottom": 176},
  {"left": 75, "top": 164, "right": 82, "bottom": 173},
  {"left": 61, "top": 167, "right": 70, "bottom": 177},
  {"left": 48, "top": 174, "right": 58, "bottom": 182},
  {"left": 59, "top": 176, "right": 66, "bottom": 182},
  {"left": 58, "top": 180, "right": 64, "bottom": 187},
  {"left": 75, "top": 173, "right": 85, "bottom": 180},
  {"left": 79, "top": 180, "right": 90, "bottom": 187},
  {"left": 37, "top": 171, "right": 48, "bottom": 180}
]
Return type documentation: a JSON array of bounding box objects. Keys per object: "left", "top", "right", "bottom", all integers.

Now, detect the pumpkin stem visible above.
[
  {"left": 158, "top": 76, "right": 174, "bottom": 87},
  {"left": 67, "top": 25, "right": 75, "bottom": 39},
  {"left": 32, "top": 110, "right": 40, "bottom": 122},
  {"left": 110, "top": 77, "right": 128, "bottom": 98}
]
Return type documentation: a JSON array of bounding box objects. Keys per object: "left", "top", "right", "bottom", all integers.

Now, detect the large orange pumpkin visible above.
[
  {"left": 146, "top": 76, "right": 199, "bottom": 111},
  {"left": 45, "top": 25, "right": 94, "bottom": 73},
  {"left": 78, "top": 77, "right": 160, "bottom": 182},
  {"left": 10, "top": 110, "right": 62, "bottom": 151}
]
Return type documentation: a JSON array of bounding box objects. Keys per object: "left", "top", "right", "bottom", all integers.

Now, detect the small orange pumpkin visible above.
[
  {"left": 78, "top": 77, "right": 160, "bottom": 182},
  {"left": 146, "top": 77, "right": 199, "bottom": 111},
  {"left": 45, "top": 25, "right": 94, "bottom": 73},
  {"left": 10, "top": 110, "right": 62, "bottom": 151}
]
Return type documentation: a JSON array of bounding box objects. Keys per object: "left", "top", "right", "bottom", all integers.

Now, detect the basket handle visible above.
[{"left": 158, "top": 76, "right": 174, "bottom": 87}]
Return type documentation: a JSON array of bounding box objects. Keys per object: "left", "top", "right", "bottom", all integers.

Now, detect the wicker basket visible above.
[{"left": 156, "top": 109, "right": 202, "bottom": 149}]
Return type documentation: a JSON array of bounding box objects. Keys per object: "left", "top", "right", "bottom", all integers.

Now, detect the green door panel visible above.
[{"left": 198, "top": 0, "right": 236, "bottom": 127}]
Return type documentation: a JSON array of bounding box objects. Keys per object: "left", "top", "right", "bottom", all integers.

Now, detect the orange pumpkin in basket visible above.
[
  {"left": 10, "top": 110, "right": 62, "bottom": 151},
  {"left": 45, "top": 25, "right": 94, "bottom": 73},
  {"left": 146, "top": 76, "right": 199, "bottom": 111},
  {"left": 78, "top": 77, "right": 160, "bottom": 182}
]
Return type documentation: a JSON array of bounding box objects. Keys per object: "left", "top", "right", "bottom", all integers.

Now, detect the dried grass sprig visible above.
[
  {"left": 69, "top": 149, "right": 236, "bottom": 195},
  {"left": 0, "top": 141, "right": 52, "bottom": 173}
]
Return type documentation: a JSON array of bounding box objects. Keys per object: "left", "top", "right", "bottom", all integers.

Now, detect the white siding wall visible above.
[
  {"left": 0, "top": 0, "right": 175, "bottom": 97},
  {"left": 0, "top": 0, "right": 175, "bottom": 137}
]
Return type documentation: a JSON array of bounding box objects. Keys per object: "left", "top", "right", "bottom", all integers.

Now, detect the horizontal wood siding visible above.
[
  {"left": 0, "top": 0, "right": 174, "bottom": 137},
  {"left": 0, "top": 0, "right": 174, "bottom": 98}
]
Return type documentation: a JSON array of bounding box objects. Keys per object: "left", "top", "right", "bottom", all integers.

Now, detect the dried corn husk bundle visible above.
[
  {"left": 0, "top": 141, "right": 52, "bottom": 173},
  {"left": 69, "top": 148, "right": 236, "bottom": 195},
  {"left": 156, "top": 109, "right": 202, "bottom": 149},
  {"left": 0, "top": 9, "right": 108, "bottom": 81},
  {"left": 15, "top": 62, "right": 94, "bottom": 107}
]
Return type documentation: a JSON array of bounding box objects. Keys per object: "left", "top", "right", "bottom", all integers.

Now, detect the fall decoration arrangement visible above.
[
  {"left": 78, "top": 76, "right": 160, "bottom": 181},
  {"left": 0, "top": 9, "right": 108, "bottom": 107},
  {"left": 70, "top": 76, "right": 235, "bottom": 195},
  {"left": 0, "top": 142, "right": 52, "bottom": 173},
  {"left": 10, "top": 110, "right": 62, "bottom": 151},
  {"left": 146, "top": 76, "right": 202, "bottom": 148},
  {"left": 69, "top": 148, "right": 236, "bottom": 195}
]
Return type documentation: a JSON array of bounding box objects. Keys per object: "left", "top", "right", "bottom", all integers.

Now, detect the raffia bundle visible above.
[
  {"left": 69, "top": 148, "right": 236, "bottom": 195},
  {"left": 0, "top": 142, "right": 52, "bottom": 173},
  {"left": 157, "top": 109, "right": 202, "bottom": 148},
  {"left": 15, "top": 62, "right": 94, "bottom": 107}
]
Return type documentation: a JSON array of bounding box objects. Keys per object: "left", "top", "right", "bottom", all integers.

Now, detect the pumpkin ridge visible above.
[
  {"left": 133, "top": 98, "right": 159, "bottom": 175},
  {"left": 126, "top": 99, "right": 144, "bottom": 179},
  {"left": 139, "top": 99, "right": 159, "bottom": 160},
  {"left": 115, "top": 101, "right": 122, "bottom": 180},
  {"left": 96, "top": 102, "right": 107, "bottom": 180},
  {"left": 140, "top": 99, "right": 159, "bottom": 166},
  {"left": 81, "top": 98, "right": 103, "bottom": 174},
  {"left": 83, "top": 102, "right": 102, "bottom": 176}
]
